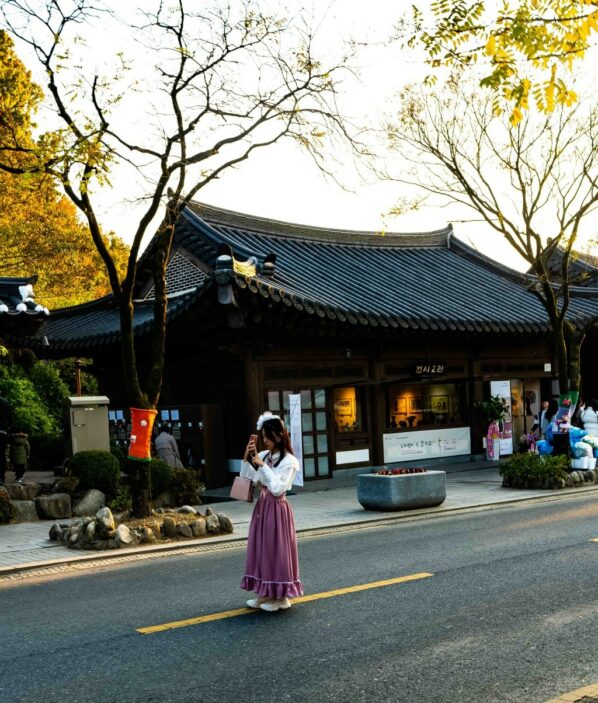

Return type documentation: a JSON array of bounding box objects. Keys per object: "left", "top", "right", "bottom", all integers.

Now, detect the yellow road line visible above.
[{"left": 137, "top": 571, "right": 434, "bottom": 634}]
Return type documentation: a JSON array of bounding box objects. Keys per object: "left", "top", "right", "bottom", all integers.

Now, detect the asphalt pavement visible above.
[{"left": 3, "top": 458, "right": 598, "bottom": 577}]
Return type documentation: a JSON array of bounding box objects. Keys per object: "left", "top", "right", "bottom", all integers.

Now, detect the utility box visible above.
[{"left": 67, "top": 396, "right": 110, "bottom": 455}]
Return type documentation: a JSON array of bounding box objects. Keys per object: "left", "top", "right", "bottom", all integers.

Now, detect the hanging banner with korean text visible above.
[
  {"left": 383, "top": 427, "right": 471, "bottom": 463},
  {"left": 490, "top": 380, "right": 513, "bottom": 456},
  {"left": 288, "top": 393, "right": 304, "bottom": 486}
]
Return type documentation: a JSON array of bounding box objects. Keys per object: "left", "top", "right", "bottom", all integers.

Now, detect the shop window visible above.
[
  {"left": 387, "top": 382, "right": 466, "bottom": 430},
  {"left": 333, "top": 386, "right": 366, "bottom": 433}
]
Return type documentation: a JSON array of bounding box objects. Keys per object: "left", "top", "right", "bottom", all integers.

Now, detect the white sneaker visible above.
[
  {"left": 246, "top": 597, "right": 268, "bottom": 609},
  {"left": 260, "top": 598, "right": 292, "bottom": 612}
]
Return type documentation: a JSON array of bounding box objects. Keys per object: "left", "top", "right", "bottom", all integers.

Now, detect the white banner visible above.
[
  {"left": 383, "top": 427, "right": 471, "bottom": 463},
  {"left": 490, "top": 380, "right": 513, "bottom": 456},
  {"left": 288, "top": 393, "right": 304, "bottom": 486}
]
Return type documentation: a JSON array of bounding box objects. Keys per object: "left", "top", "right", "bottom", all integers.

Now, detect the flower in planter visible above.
[{"left": 374, "top": 467, "right": 427, "bottom": 475}]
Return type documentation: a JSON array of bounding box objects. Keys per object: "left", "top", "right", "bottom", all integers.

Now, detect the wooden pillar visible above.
[
  {"left": 243, "top": 346, "right": 261, "bottom": 434},
  {"left": 369, "top": 344, "right": 386, "bottom": 467}
]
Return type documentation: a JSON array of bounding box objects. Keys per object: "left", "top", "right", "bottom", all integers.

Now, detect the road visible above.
[{"left": 3, "top": 494, "right": 598, "bottom": 703}]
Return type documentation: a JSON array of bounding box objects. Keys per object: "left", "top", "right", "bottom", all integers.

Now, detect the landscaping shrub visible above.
[
  {"left": 0, "top": 365, "right": 58, "bottom": 435},
  {"left": 108, "top": 483, "right": 132, "bottom": 513},
  {"left": 500, "top": 453, "right": 569, "bottom": 488},
  {"left": 27, "top": 362, "right": 70, "bottom": 425},
  {"left": 69, "top": 450, "right": 121, "bottom": 499},
  {"left": 149, "top": 458, "right": 172, "bottom": 499},
  {"left": 0, "top": 491, "right": 14, "bottom": 524},
  {"left": 28, "top": 433, "right": 67, "bottom": 470},
  {"left": 110, "top": 443, "right": 127, "bottom": 472},
  {"left": 170, "top": 467, "right": 202, "bottom": 505}
]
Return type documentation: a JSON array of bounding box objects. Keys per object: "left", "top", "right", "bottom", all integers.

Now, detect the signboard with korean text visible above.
[
  {"left": 383, "top": 427, "right": 471, "bottom": 463},
  {"left": 411, "top": 361, "right": 447, "bottom": 378}
]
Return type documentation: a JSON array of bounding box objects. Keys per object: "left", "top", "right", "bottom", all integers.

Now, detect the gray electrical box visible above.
[{"left": 67, "top": 396, "right": 110, "bottom": 455}]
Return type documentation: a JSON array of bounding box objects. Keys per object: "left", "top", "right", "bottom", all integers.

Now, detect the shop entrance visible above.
[{"left": 266, "top": 389, "right": 331, "bottom": 480}]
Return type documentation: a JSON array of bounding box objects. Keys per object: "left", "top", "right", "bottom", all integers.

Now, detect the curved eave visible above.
[
  {"left": 232, "top": 273, "right": 553, "bottom": 334},
  {"left": 36, "top": 283, "right": 210, "bottom": 352}
]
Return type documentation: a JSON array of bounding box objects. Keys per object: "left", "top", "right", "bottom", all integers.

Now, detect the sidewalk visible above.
[{"left": 2, "top": 461, "right": 598, "bottom": 576}]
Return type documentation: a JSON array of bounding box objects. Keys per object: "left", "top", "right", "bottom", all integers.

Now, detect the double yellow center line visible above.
[{"left": 137, "top": 571, "right": 433, "bottom": 634}]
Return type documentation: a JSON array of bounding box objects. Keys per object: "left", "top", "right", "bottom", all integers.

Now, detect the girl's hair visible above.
[
  {"left": 261, "top": 417, "right": 294, "bottom": 466},
  {"left": 545, "top": 398, "right": 559, "bottom": 421},
  {"left": 590, "top": 398, "right": 598, "bottom": 412}
]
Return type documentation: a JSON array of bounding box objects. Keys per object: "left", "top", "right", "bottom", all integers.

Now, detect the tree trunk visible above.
[{"left": 129, "top": 460, "right": 152, "bottom": 518}]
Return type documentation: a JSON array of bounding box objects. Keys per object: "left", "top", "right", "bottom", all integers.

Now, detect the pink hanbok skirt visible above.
[{"left": 241, "top": 487, "right": 304, "bottom": 599}]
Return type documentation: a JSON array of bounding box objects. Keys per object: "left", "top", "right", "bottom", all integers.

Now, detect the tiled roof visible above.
[
  {"left": 183, "top": 202, "right": 598, "bottom": 334},
  {"left": 36, "top": 202, "right": 598, "bottom": 350},
  {"left": 38, "top": 285, "right": 206, "bottom": 352}
]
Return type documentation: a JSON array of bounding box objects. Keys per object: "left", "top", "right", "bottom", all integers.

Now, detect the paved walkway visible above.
[{"left": 2, "top": 464, "right": 598, "bottom": 575}]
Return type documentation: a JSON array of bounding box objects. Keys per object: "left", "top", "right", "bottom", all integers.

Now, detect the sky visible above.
[{"left": 7, "top": 0, "right": 598, "bottom": 272}]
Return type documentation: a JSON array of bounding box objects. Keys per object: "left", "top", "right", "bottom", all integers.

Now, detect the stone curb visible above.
[{"left": 2, "top": 482, "right": 598, "bottom": 578}]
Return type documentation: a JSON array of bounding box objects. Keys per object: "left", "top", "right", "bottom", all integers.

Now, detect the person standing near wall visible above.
[
  {"left": 9, "top": 428, "right": 30, "bottom": 484},
  {"left": 0, "top": 395, "right": 11, "bottom": 484},
  {"left": 154, "top": 426, "right": 184, "bottom": 468}
]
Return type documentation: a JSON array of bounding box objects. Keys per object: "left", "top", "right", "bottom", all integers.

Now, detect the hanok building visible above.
[{"left": 37, "top": 203, "right": 598, "bottom": 487}]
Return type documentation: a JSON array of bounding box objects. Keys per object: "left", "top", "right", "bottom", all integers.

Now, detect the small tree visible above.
[
  {"left": 0, "top": 1, "right": 364, "bottom": 516},
  {"left": 384, "top": 81, "right": 598, "bottom": 403}
]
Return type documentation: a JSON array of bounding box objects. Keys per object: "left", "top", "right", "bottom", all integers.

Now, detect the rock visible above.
[
  {"left": 141, "top": 527, "right": 157, "bottom": 543},
  {"left": 584, "top": 471, "right": 593, "bottom": 482},
  {"left": 0, "top": 486, "right": 9, "bottom": 501},
  {"left": 34, "top": 493, "right": 72, "bottom": 520},
  {"left": 164, "top": 508, "right": 175, "bottom": 514},
  {"left": 190, "top": 518, "right": 206, "bottom": 537},
  {"left": 218, "top": 513, "right": 234, "bottom": 533},
  {"left": 565, "top": 474, "right": 574, "bottom": 487},
  {"left": 73, "top": 489, "right": 106, "bottom": 517},
  {"left": 205, "top": 513, "right": 220, "bottom": 533},
  {"left": 148, "top": 520, "right": 162, "bottom": 537},
  {"left": 178, "top": 522, "right": 192, "bottom": 538},
  {"left": 85, "top": 521, "right": 96, "bottom": 540},
  {"left": 115, "top": 524, "right": 134, "bottom": 545},
  {"left": 49, "top": 523, "right": 63, "bottom": 541},
  {"left": 205, "top": 507, "right": 214, "bottom": 516},
  {"left": 95, "top": 507, "right": 116, "bottom": 538},
  {"left": 557, "top": 478, "right": 566, "bottom": 489},
  {"left": 5, "top": 482, "right": 40, "bottom": 501},
  {"left": 52, "top": 477, "right": 80, "bottom": 495},
  {"left": 177, "top": 505, "right": 196, "bottom": 514},
  {"left": 163, "top": 516, "right": 177, "bottom": 538},
  {"left": 11, "top": 500, "right": 40, "bottom": 523}
]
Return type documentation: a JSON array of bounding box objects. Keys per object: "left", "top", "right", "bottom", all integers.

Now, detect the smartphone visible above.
[{"left": 248, "top": 434, "right": 258, "bottom": 460}]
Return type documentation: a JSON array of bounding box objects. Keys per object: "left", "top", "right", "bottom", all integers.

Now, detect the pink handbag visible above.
[{"left": 230, "top": 476, "right": 254, "bottom": 502}]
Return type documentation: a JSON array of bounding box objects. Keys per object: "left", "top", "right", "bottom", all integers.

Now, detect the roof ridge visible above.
[{"left": 186, "top": 200, "right": 452, "bottom": 248}]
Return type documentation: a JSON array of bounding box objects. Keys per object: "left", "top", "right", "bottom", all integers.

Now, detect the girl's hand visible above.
[
  {"left": 252, "top": 453, "right": 265, "bottom": 467},
  {"left": 243, "top": 436, "right": 257, "bottom": 462}
]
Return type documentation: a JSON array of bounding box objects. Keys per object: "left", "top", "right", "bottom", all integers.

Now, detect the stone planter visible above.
[{"left": 357, "top": 471, "right": 447, "bottom": 511}]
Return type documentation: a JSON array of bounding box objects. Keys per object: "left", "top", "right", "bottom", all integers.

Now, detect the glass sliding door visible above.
[{"left": 266, "top": 388, "right": 331, "bottom": 479}]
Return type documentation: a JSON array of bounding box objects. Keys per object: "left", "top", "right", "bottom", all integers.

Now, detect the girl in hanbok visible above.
[{"left": 240, "top": 411, "right": 303, "bottom": 612}]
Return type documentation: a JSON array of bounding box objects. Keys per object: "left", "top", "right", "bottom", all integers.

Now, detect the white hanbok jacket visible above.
[{"left": 240, "top": 450, "right": 298, "bottom": 497}]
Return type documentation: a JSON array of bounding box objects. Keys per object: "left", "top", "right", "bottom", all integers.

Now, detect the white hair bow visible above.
[{"left": 256, "top": 411, "right": 282, "bottom": 430}]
